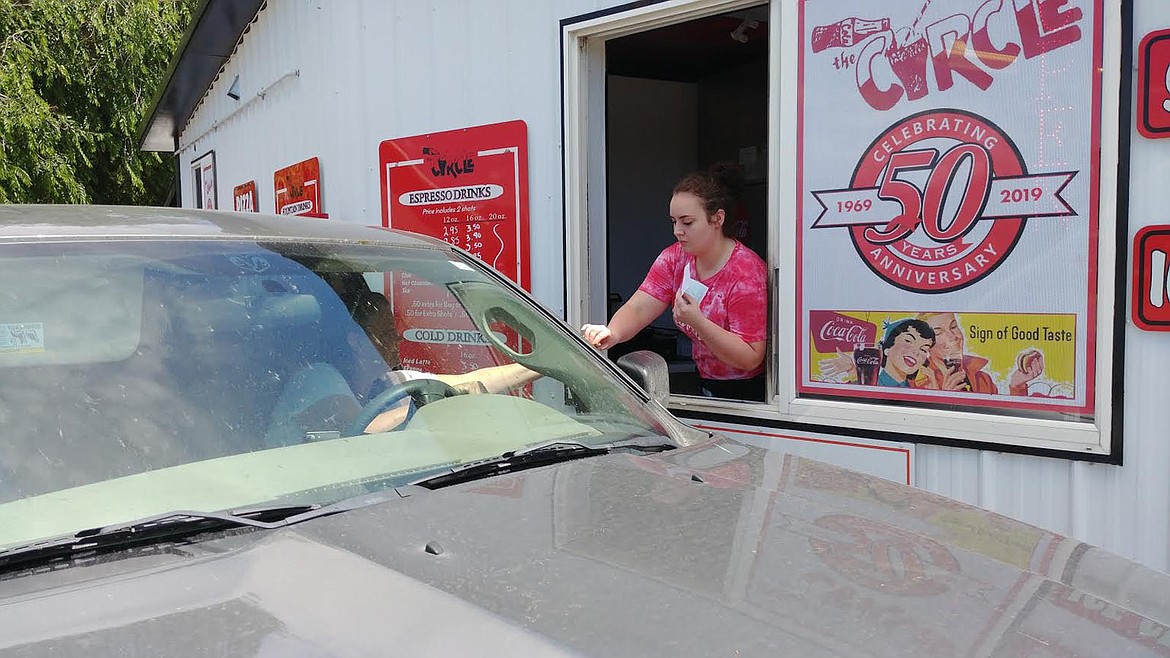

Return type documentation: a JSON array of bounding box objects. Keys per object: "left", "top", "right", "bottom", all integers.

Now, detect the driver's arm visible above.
[
  {"left": 364, "top": 398, "right": 411, "bottom": 433},
  {"left": 362, "top": 364, "right": 540, "bottom": 433},
  {"left": 431, "top": 363, "right": 540, "bottom": 394}
]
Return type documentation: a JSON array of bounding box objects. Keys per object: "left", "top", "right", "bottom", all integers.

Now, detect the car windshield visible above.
[{"left": 0, "top": 238, "right": 686, "bottom": 549}]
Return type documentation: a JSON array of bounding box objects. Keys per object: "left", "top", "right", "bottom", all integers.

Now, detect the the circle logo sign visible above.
[{"left": 848, "top": 109, "right": 1028, "bottom": 294}]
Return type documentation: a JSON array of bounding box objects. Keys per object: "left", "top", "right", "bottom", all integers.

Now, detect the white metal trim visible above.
[
  {"left": 565, "top": 0, "right": 766, "bottom": 40},
  {"left": 562, "top": 30, "right": 588, "bottom": 329},
  {"left": 1090, "top": 0, "right": 1125, "bottom": 457}
]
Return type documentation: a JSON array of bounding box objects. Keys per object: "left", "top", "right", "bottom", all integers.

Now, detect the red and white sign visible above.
[
  {"left": 274, "top": 157, "right": 325, "bottom": 218},
  {"left": 233, "top": 180, "right": 258, "bottom": 212},
  {"left": 808, "top": 310, "right": 878, "bottom": 354},
  {"left": 797, "top": 0, "right": 1102, "bottom": 416},
  {"left": 382, "top": 270, "right": 504, "bottom": 375},
  {"left": 811, "top": 110, "right": 1076, "bottom": 293},
  {"left": 379, "top": 120, "right": 530, "bottom": 289},
  {"left": 378, "top": 120, "right": 530, "bottom": 375},
  {"left": 1132, "top": 225, "right": 1170, "bottom": 331},
  {"left": 1137, "top": 28, "right": 1170, "bottom": 139}
]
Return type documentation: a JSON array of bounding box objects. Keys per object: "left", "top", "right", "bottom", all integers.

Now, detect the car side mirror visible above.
[{"left": 616, "top": 350, "right": 670, "bottom": 406}]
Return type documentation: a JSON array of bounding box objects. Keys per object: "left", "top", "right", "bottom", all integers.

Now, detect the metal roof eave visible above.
[{"left": 137, "top": 0, "right": 267, "bottom": 153}]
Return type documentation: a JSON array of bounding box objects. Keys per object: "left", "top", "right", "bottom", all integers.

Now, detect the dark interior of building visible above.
[{"left": 604, "top": 5, "right": 769, "bottom": 397}]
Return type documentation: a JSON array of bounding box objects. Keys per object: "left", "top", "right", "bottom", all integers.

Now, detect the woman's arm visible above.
[
  {"left": 689, "top": 321, "right": 766, "bottom": 371},
  {"left": 673, "top": 290, "right": 765, "bottom": 371},
  {"left": 581, "top": 290, "right": 668, "bottom": 349}
]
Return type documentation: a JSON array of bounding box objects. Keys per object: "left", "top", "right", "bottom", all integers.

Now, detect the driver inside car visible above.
[{"left": 332, "top": 276, "right": 541, "bottom": 434}]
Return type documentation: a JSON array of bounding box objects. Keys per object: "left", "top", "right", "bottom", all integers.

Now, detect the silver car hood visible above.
[{"left": 1, "top": 441, "right": 1168, "bottom": 657}]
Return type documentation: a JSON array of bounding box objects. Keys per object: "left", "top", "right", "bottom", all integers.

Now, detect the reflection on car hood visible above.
[{"left": 1, "top": 441, "right": 1168, "bottom": 657}]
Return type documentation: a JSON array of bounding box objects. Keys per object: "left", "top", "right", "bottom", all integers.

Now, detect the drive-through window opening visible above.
[{"left": 602, "top": 4, "right": 770, "bottom": 403}]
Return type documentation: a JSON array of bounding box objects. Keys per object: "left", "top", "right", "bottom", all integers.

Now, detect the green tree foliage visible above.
[{"left": 0, "top": 0, "right": 197, "bottom": 204}]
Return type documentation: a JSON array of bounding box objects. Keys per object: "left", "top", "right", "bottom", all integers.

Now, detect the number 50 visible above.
[{"left": 864, "top": 144, "right": 992, "bottom": 246}]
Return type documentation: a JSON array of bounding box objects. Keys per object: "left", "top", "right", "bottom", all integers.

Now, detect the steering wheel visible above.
[{"left": 347, "top": 378, "right": 460, "bottom": 436}]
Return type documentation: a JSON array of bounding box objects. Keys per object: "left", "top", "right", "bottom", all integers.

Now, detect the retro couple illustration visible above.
[{"left": 820, "top": 311, "right": 1045, "bottom": 394}]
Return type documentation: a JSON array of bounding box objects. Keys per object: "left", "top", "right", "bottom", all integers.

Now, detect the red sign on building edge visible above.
[
  {"left": 274, "top": 157, "right": 327, "bottom": 218},
  {"left": 1133, "top": 225, "right": 1170, "bottom": 331},
  {"left": 1137, "top": 28, "right": 1170, "bottom": 139},
  {"left": 233, "top": 180, "right": 258, "bottom": 212}
]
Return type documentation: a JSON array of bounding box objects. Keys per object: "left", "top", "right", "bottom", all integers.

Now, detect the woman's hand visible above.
[
  {"left": 818, "top": 350, "right": 856, "bottom": 382},
  {"left": 672, "top": 290, "right": 704, "bottom": 328},
  {"left": 585, "top": 291, "right": 668, "bottom": 352},
  {"left": 580, "top": 323, "right": 616, "bottom": 349}
]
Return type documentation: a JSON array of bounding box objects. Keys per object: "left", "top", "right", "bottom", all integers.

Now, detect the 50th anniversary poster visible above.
[{"left": 797, "top": 0, "right": 1101, "bottom": 416}]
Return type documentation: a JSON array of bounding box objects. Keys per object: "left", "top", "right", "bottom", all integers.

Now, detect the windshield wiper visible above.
[
  {"left": 0, "top": 438, "right": 675, "bottom": 572},
  {"left": 0, "top": 503, "right": 338, "bottom": 573},
  {"left": 407, "top": 436, "right": 675, "bottom": 491}
]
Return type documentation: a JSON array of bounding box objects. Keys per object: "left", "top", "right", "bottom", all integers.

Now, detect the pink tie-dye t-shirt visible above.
[{"left": 638, "top": 241, "right": 767, "bottom": 380}]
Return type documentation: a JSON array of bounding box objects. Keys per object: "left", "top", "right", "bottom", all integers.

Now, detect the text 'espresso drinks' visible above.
[{"left": 853, "top": 343, "right": 882, "bottom": 386}]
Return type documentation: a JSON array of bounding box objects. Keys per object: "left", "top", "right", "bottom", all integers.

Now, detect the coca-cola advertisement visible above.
[
  {"left": 810, "top": 309, "right": 1076, "bottom": 399},
  {"left": 809, "top": 310, "right": 877, "bottom": 354},
  {"left": 853, "top": 344, "right": 882, "bottom": 386},
  {"left": 798, "top": 0, "right": 1101, "bottom": 417}
]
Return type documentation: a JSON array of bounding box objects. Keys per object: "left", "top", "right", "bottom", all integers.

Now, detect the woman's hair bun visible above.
[{"left": 708, "top": 161, "right": 745, "bottom": 197}]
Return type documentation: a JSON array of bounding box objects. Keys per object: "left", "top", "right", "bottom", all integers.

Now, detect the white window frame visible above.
[
  {"left": 191, "top": 151, "right": 218, "bottom": 210},
  {"left": 562, "top": 0, "right": 1124, "bottom": 458}
]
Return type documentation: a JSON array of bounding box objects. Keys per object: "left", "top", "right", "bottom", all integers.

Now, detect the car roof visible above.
[{"left": 0, "top": 204, "right": 452, "bottom": 250}]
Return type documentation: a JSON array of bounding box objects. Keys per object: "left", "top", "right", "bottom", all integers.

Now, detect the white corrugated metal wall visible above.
[
  {"left": 177, "top": 0, "right": 1170, "bottom": 574},
  {"left": 177, "top": 0, "right": 615, "bottom": 316}
]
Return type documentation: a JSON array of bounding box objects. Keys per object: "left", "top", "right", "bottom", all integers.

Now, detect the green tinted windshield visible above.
[{"left": 0, "top": 239, "right": 685, "bottom": 548}]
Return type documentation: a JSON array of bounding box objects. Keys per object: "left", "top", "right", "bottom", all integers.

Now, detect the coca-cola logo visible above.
[
  {"left": 820, "top": 320, "right": 870, "bottom": 345},
  {"left": 810, "top": 310, "right": 876, "bottom": 353},
  {"left": 854, "top": 352, "right": 881, "bottom": 367}
]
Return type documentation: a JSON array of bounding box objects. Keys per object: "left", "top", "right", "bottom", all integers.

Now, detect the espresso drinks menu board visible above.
[
  {"left": 379, "top": 120, "right": 530, "bottom": 291},
  {"left": 378, "top": 121, "right": 531, "bottom": 375}
]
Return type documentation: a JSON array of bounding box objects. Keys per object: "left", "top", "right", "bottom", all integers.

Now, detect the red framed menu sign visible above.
[
  {"left": 274, "top": 157, "right": 326, "bottom": 218},
  {"left": 1133, "top": 225, "right": 1170, "bottom": 331},
  {"left": 1137, "top": 28, "right": 1170, "bottom": 139},
  {"left": 378, "top": 121, "right": 531, "bottom": 376},
  {"left": 233, "top": 180, "right": 258, "bottom": 212},
  {"left": 378, "top": 120, "right": 530, "bottom": 291}
]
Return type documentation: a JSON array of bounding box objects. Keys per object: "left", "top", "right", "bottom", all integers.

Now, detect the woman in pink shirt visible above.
[{"left": 581, "top": 164, "right": 768, "bottom": 401}]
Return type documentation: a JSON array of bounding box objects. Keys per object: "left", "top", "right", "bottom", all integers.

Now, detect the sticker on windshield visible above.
[
  {"left": 449, "top": 260, "right": 474, "bottom": 271},
  {"left": 0, "top": 323, "right": 45, "bottom": 353},
  {"left": 227, "top": 254, "right": 271, "bottom": 273}
]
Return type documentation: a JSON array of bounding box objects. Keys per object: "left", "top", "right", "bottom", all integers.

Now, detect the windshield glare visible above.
[{"left": 0, "top": 239, "right": 681, "bottom": 549}]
